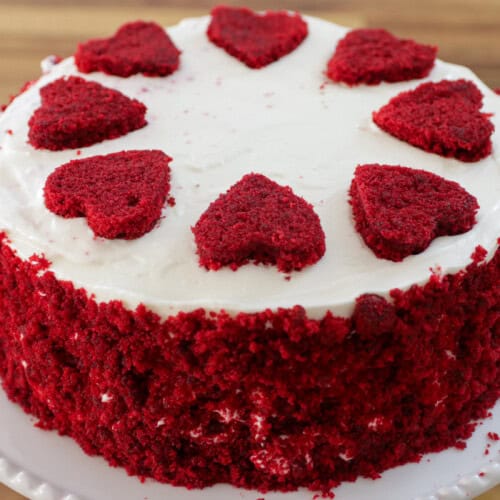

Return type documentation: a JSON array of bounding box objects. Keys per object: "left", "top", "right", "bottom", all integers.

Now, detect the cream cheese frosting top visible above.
[{"left": 0, "top": 15, "right": 499, "bottom": 319}]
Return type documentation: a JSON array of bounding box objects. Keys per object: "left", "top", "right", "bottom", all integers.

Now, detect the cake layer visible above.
[{"left": 0, "top": 16, "right": 499, "bottom": 320}]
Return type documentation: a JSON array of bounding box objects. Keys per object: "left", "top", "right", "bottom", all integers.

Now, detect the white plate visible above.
[{"left": 0, "top": 388, "right": 498, "bottom": 500}]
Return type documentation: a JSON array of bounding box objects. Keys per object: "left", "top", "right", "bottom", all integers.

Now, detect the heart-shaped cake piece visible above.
[
  {"left": 28, "top": 76, "right": 147, "bottom": 151},
  {"left": 74, "top": 21, "right": 181, "bottom": 77},
  {"left": 349, "top": 164, "right": 479, "bottom": 261},
  {"left": 44, "top": 150, "right": 172, "bottom": 239},
  {"left": 192, "top": 173, "right": 325, "bottom": 272},
  {"left": 207, "top": 6, "right": 308, "bottom": 69},
  {"left": 327, "top": 28, "right": 437, "bottom": 85},
  {"left": 373, "top": 79, "right": 494, "bottom": 162}
]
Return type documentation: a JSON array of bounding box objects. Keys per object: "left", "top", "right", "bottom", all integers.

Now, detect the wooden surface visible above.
[
  {"left": 1, "top": 0, "right": 500, "bottom": 102},
  {"left": 0, "top": 1, "right": 499, "bottom": 499}
]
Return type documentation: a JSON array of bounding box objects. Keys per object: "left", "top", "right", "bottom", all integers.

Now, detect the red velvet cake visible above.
[{"left": 0, "top": 7, "right": 498, "bottom": 497}]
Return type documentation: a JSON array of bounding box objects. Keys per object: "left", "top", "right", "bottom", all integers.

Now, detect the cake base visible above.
[
  {"left": 0, "top": 233, "right": 498, "bottom": 494},
  {"left": 0, "top": 391, "right": 499, "bottom": 500}
]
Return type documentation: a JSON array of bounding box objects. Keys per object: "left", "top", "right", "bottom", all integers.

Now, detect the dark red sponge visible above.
[
  {"left": 349, "top": 164, "right": 479, "bottom": 261},
  {"left": 28, "top": 76, "right": 147, "bottom": 151},
  {"left": 74, "top": 21, "right": 181, "bottom": 77},
  {"left": 192, "top": 173, "right": 325, "bottom": 272},
  {"left": 207, "top": 5, "right": 308, "bottom": 69},
  {"left": 44, "top": 150, "right": 172, "bottom": 239},
  {"left": 373, "top": 79, "right": 494, "bottom": 162},
  {"left": 327, "top": 28, "right": 437, "bottom": 85}
]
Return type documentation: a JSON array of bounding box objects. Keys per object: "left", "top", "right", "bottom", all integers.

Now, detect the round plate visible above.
[{"left": 0, "top": 389, "right": 498, "bottom": 500}]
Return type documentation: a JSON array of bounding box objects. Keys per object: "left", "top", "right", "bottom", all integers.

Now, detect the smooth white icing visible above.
[{"left": 0, "top": 16, "right": 499, "bottom": 319}]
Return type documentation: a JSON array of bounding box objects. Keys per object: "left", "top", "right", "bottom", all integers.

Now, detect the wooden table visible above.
[
  {"left": 0, "top": 1, "right": 499, "bottom": 499},
  {"left": 1, "top": 0, "right": 500, "bottom": 102}
]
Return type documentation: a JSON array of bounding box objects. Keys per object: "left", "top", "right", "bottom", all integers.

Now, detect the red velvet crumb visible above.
[
  {"left": 192, "top": 173, "right": 325, "bottom": 272},
  {"left": 373, "top": 79, "right": 494, "bottom": 162},
  {"left": 207, "top": 5, "right": 308, "bottom": 69},
  {"left": 28, "top": 76, "right": 147, "bottom": 150},
  {"left": 75, "top": 21, "right": 181, "bottom": 77},
  {"left": 44, "top": 150, "right": 172, "bottom": 239},
  {"left": 353, "top": 294, "right": 397, "bottom": 338},
  {"left": 487, "top": 432, "right": 499, "bottom": 441},
  {"left": 349, "top": 164, "right": 479, "bottom": 261},
  {"left": 327, "top": 28, "right": 437, "bottom": 85}
]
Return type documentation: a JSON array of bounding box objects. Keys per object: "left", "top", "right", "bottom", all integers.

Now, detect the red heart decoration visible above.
[
  {"left": 373, "top": 79, "right": 494, "bottom": 162},
  {"left": 74, "top": 21, "right": 181, "bottom": 77},
  {"left": 327, "top": 28, "right": 437, "bottom": 85},
  {"left": 29, "top": 76, "right": 147, "bottom": 151},
  {"left": 192, "top": 173, "right": 325, "bottom": 272},
  {"left": 207, "top": 6, "right": 308, "bottom": 69},
  {"left": 44, "top": 150, "right": 172, "bottom": 239},
  {"left": 349, "top": 164, "right": 479, "bottom": 261}
]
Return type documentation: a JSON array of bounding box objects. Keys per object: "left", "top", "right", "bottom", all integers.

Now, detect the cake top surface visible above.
[{"left": 0, "top": 15, "right": 499, "bottom": 318}]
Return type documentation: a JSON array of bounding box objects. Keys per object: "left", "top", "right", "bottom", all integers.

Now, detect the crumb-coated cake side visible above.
[
  {"left": 0, "top": 7, "right": 499, "bottom": 496},
  {"left": 0, "top": 234, "right": 498, "bottom": 493}
]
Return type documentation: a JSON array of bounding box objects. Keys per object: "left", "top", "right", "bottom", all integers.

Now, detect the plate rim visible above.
[{"left": 0, "top": 393, "right": 499, "bottom": 500}]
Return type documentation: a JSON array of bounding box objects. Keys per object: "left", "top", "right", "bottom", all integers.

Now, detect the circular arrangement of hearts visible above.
[{"left": 25, "top": 5, "right": 495, "bottom": 271}]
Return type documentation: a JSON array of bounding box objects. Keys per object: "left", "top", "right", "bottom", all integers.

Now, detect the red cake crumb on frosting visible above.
[
  {"left": 373, "top": 79, "right": 494, "bottom": 162},
  {"left": 327, "top": 28, "right": 437, "bottom": 85},
  {"left": 28, "top": 76, "right": 147, "bottom": 150},
  {"left": 207, "top": 6, "right": 308, "bottom": 69},
  {"left": 192, "top": 173, "right": 325, "bottom": 272},
  {"left": 75, "top": 21, "right": 181, "bottom": 77},
  {"left": 349, "top": 164, "right": 479, "bottom": 261},
  {"left": 352, "top": 294, "right": 397, "bottom": 339},
  {"left": 0, "top": 233, "right": 498, "bottom": 493},
  {"left": 44, "top": 150, "right": 172, "bottom": 239}
]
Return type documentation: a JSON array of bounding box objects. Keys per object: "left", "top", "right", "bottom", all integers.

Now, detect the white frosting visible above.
[{"left": 0, "top": 16, "right": 499, "bottom": 319}]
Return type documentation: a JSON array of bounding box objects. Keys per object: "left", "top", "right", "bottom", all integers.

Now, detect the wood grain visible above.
[
  {"left": 0, "top": 1, "right": 499, "bottom": 499},
  {"left": 0, "top": 0, "right": 500, "bottom": 102}
]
